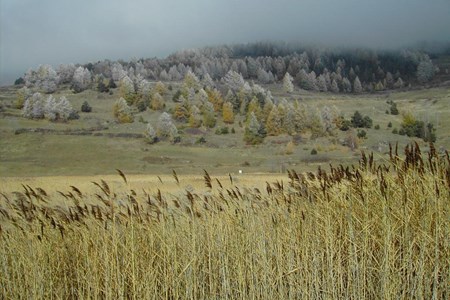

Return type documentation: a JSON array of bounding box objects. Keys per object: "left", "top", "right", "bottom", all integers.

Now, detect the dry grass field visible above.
[{"left": 0, "top": 144, "right": 449, "bottom": 299}]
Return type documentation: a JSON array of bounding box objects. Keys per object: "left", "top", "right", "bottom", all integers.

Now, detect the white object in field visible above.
[{"left": 239, "top": 170, "right": 243, "bottom": 174}]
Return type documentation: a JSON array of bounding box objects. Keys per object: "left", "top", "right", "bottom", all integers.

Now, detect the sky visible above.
[{"left": 1, "top": 0, "right": 450, "bottom": 85}]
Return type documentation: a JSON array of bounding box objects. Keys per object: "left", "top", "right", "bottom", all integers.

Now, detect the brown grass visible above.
[{"left": 0, "top": 143, "right": 449, "bottom": 299}]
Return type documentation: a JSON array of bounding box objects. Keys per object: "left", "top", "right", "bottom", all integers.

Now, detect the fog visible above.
[{"left": 1, "top": 0, "right": 449, "bottom": 85}]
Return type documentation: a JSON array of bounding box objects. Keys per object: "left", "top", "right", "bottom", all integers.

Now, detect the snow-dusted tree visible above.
[
  {"left": 157, "top": 112, "right": 176, "bottom": 138},
  {"left": 394, "top": 77, "right": 404, "bottom": 89},
  {"left": 320, "top": 106, "right": 337, "bottom": 134},
  {"left": 159, "top": 69, "right": 170, "bottom": 81},
  {"left": 168, "top": 66, "right": 182, "bottom": 81},
  {"left": 194, "top": 88, "right": 207, "bottom": 105},
  {"left": 282, "top": 72, "right": 294, "bottom": 93},
  {"left": 119, "top": 75, "right": 135, "bottom": 104},
  {"left": 27, "top": 64, "right": 59, "bottom": 93},
  {"left": 317, "top": 74, "right": 328, "bottom": 92},
  {"left": 222, "top": 70, "right": 246, "bottom": 92},
  {"left": 15, "top": 86, "right": 32, "bottom": 109},
  {"left": 416, "top": 57, "right": 435, "bottom": 83},
  {"left": 342, "top": 77, "right": 352, "bottom": 93},
  {"left": 145, "top": 123, "right": 158, "bottom": 144},
  {"left": 72, "top": 67, "right": 92, "bottom": 93},
  {"left": 44, "top": 95, "right": 73, "bottom": 121},
  {"left": 201, "top": 73, "right": 215, "bottom": 88},
  {"left": 244, "top": 112, "right": 264, "bottom": 144},
  {"left": 23, "top": 92, "right": 45, "bottom": 119},
  {"left": 331, "top": 79, "right": 339, "bottom": 93},
  {"left": 183, "top": 70, "right": 200, "bottom": 90},
  {"left": 296, "top": 69, "right": 316, "bottom": 91},
  {"left": 111, "top": 63, "right": 126, "bottom": 83},
  {"left": 256, "top": 68, "right": 275, "bottom": 84},
  {"left": 113, "top": 98, "right": 134, "bottom": 123},
  {"left": 385, "top": 72, "right": 394, "bottom": 89},
  {"left": 57, "top": 63, "right": 76, "bottom": 84},
  {"left": 353, "top": 76, "right": 362, "bottom": 93}
]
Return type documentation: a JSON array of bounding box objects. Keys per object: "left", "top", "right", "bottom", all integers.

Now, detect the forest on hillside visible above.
[{"left": 18, "top": 42, "right": 442, "bottom": 95}]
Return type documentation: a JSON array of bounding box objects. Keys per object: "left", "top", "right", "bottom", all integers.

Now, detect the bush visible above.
[
  {"left": 14, "top": 77, "right": 25, "bottom": 85},
  {"left": 387, "top": 122, "right": 392, "bottom": 128},
  {"left": 311, "top": 148, "right": 318, "bottom": 155},
  {"left": 390, "top": 102, "right": 399, "bottom": 115},
  {"left": 215, "top": 126, "right": 229, "bottom": 135},
  {"left": 392, "top": 128, "right": 398, "bottom": 134},
  {"left": 374, "top": 124, "right": 380, "bottom": 130},
  {"left": 357, "top": 129, "right": 367, "bottom": 139},
  {"left": 196, "top": 137, "right": 206, "bottom": 144},
  {"left": 81, "top": 101, "right": 92, "bottom": 113}
]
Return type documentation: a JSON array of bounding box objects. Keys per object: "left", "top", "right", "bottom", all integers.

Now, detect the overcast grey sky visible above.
[{"left": 1, "top": 0, "right": 449, "bottom": 85}]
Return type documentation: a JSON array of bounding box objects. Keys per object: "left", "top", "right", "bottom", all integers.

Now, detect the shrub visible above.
[
  {"left": 374, "top": 124, "right": 380, "bottom": 130},
  {"left": 81, "top": 101, "right": 92, "bottom": 113},
  {"left": 387, "top": 121, "right": 392, "bottom": 128},
  {"left": 392, "top": 128, "right": 398, "bottom": 134},
  {"left": 390, "top": 102, "right": 399, "bottom": 115},
  {"left": 196, "top": 137, "right": 206, "bottom": 144},
  {"left": 357, "top": 129, "right": 367, "bottom": 139},
  {"left": 310, "top": 148, "right": 318, "bottom": 155}
]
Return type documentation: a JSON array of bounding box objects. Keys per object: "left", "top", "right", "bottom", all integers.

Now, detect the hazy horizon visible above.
[{"left": 1, "top": 0, "right": 450, "bottom": 86}]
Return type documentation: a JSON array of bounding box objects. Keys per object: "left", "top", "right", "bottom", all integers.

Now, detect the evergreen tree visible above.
[
  {"left": 282, "top": 72, "right": 294, "bottom": 93},
  {"left": 353, "top": 76, "right": 362, "bottom": 93}
]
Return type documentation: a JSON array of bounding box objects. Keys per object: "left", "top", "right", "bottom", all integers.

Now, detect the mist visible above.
[{"left": 1, "top": 0, "right": 449, "bottom": 85}]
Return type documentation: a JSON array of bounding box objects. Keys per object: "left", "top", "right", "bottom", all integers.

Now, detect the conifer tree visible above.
[{"left": 282, "top": 72, "right": 294, "bottom": 93}]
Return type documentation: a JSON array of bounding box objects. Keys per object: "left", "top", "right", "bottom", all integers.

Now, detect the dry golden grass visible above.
[{"left": 0, "top": 143, "right": 449, "bottom": 299}]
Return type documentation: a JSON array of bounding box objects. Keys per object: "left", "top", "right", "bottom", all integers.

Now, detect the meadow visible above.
[{"left": 0, "top": 83, "right": 449, "bottom": 298}]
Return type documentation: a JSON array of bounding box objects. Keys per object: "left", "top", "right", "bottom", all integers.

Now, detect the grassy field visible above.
[
  {"left": 0, "top": 144, "right": 448, "bottom": 299},
  {"left": 0, "top": 84, "right": 449, "bottom": 298},
  {"left": 1, "top": 84, "right": 449, "bottom": 177}
]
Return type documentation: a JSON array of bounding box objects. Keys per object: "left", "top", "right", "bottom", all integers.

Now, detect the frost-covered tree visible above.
[
  {"left": 145, "top": 123, "right": 158, "bottom": 144},
  {"left": 353, "top": 76, "right": 362, "bottom": 93},
  {"left": 394, "top": 77, "right": 404, "bottom": 89},
  {"left": 157, "top": 112, "right": 176, "bottom": 138},
  {"left": 256, "top": 68, "right": 275, "bottom": 84},
  {"left": 183, "top": 70, "right": 200, "bottom": 90},
  {"left": 72, "top": 67, "right": 92, "bottom": 93},
  {"left": 44, "top": 96, "right": 73, "bottom": 121},
  {"left": 342, "top": 77, "right": 352, "bottom": 93},
  {"left": 25, "top": 65, "right": 59, "bottom": 93},
  {"left": 244, "top": 112, "right": 264, "bottom": 144},
  {"left": 331, "top": 79, "right": 339, "bottom": 93},
  {"left": 111, "top": 63, "right": 126, "bottom": 83},
  {"left": 57, "top": 63, "right": 76, "bottom": 84},
  {"left": 282, "top": 72, "right": 294, "bottom": 93},
  {"left": 201, "top": 73, "right": 215, "bottom": 88},
  {"left": 119, "top": 75, "right": 135, "bottom": 104},
  {"left": 317, "top": 74, "right": 328, "bottom": 92},
  {"left": 23, "top": 92, "right": 45, "bottom": 119},
  {"left": 416, "top": 57, "right": 435, "bottom": 83},
  {"left": 222, "top": 70, "right": 247, "bottom": 92}
]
